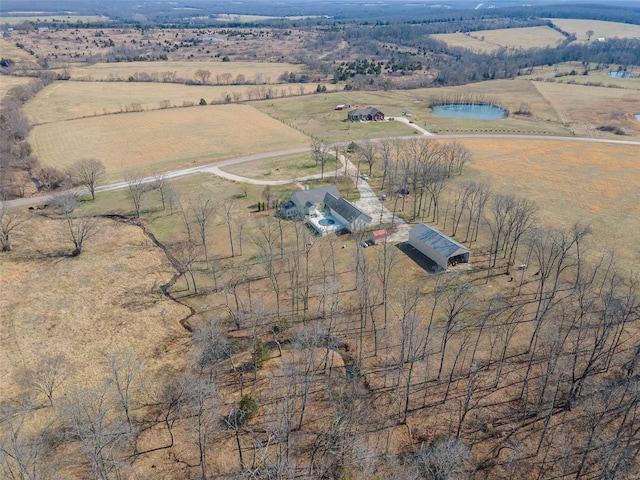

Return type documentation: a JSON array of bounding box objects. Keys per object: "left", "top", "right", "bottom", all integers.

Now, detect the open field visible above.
[
  {"left": 23, "top": 80, "right": 319, "bottom": 124},
  {"left": 531, "top": 81, "right": 640, "bottom": 137},
  {"left": 0, "top": 74, "right": 35, "bottom": 99},
  {"left": 256, "top": 78, "right": 640, "bottom": 139},
  {"left": 432, "top": 26, "right": 566, "bottom": 53},
  {"left": 548, "top": 18, "right": 640, "bottom": 42},
  {"left": 0, "top": 38, "right": 37, "bottom": 63},
  {"left": 29, "top": 104, "right": 311, "bottom": 180},
  {"left": 0, "top": 214, "right": 190, "bottom": 401},
  {"left": 219, "top": 151, "right": 339, "bottom": 181},
  {"left": 451, "top": 138, "right": 640, "bottom": 267},
  {"left": 521, "top": 62, "right": 640, "bottom": 89},
  {"left": 68, "top": 60, "right": 304, "bottom": 83},
  {"left": 0, "top": 15, "right": 110, "bottom": 24}
]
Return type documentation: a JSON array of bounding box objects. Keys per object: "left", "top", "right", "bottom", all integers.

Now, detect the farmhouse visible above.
[
  {"left": 348, "top": 107, "right": 385, "bottom": 122},
  {"left": 322, "top": 192, "right": 372, "bottom": 233},
  {"left": 279, "top": 185, "right": 340, "bottom": 219},
  {"left": 409, "top": 223, "right": 470, "bottom": 270}
]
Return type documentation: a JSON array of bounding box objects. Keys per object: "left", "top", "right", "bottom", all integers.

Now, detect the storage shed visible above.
[
  {"left": 408, "top": 223, "right": 470, "bottom": 270},
  {"left": 370, "top": 229, "right": 388, "bottom": 244}
]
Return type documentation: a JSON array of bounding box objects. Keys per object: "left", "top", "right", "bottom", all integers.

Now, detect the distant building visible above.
[
  {"left": 348, "top": 107, "right": 385, "bottom": 122},
  {"left": 409, "top": 223, "right": 470, "bottom": 270}
]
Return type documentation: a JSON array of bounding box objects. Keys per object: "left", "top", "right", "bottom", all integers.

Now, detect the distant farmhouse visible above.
[
  {"left": 348, "top": 107, "right": 385, "bottom": 122},
  {"left": 409, "top": 223, "right": 470, "bottom": 270},
  {"left": 279, "top": 186, "right": 372, "bottom": 236}
]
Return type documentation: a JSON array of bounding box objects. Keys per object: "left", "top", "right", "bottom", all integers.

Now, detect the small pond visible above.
[
  {"left": 319, "top": 218, "right": 336, "bottom": 226},
  {"left": 431, "top": 103, "right": 507, "bottom": 120},
  {"left": 635, "top": 114, "right": 640, "bottom": 122}
]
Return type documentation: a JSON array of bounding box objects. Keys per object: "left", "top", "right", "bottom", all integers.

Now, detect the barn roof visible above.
[
  {"left": 410, "top": 223, "right": 469, "bottom": 258},
  {"left": 324, "top": 193, "right": 372, "bottom": 224}
]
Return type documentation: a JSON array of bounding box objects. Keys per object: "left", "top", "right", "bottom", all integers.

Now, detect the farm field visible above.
[
  {"left": 451, "top": 137, "right": 640, "bottom": 268},
  {"left": 0, "top": 15, "right": 110, "bottom": 24},
  {"left": 0, "top": 74, "right": 34, "bottom": 99},
  {"left": 432, "top": 26, "right": 566, "bottom": 53},
  {"left": 531, "top": 81, "right": 640, "bottom": 137},
  {"left": 23, "top": 80, "right": 319, "bottom": 124},
  {"left": 522, "top": 62, "right": 640, "bottom": 89},
  {"left": 0, "top": 215, "right": 190, "bottom": 401},
  {"left": 548, "top": 18, "right": 640, "bottom": 42},
  {"left": 68, "top": 60, "right": 304, "bottom": 83},
  {"left": 29, "top": 104, "right": 311, "bottom": 180},
  {"left": 0, "top": 38, "right": 37, "bottom": 63}
]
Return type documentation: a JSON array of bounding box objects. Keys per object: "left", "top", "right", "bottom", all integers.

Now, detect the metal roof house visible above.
[
  {"left": 347, "top": 107, "right": 385, "bottom": 122},
  {"left": 409, "top": 223, "right": 470, "bottom": 270},
  {"left": 280, "top": 185, "right": 340, "bottom": 219},
  {"left": 323, "top": 193, "right": 372, "bottom": 233}
]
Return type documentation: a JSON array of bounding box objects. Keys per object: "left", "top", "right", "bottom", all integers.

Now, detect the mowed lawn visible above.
[
  {"left": 68, "top": 60, "right": 303, "bottom": 82},
  {"left": 432, "top": 26, "right": 566, "bottom": 53},
  {"left": 548, "top": 18, "right": 640, "bottom": 42},
  {"left": 455, "top": 138, "right": 640, "bottom": 266},
  {"left": 29, "top": 104, "right": 311, "bottom": 180},
  {"left": 24, "top": 80, "right": 319, "bottom": 124}
]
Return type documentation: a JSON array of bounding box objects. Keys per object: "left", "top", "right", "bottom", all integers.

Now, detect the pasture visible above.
[
  {"left": 548, "top": 18, "right": 640, "bottom": 42},
  {"left": 0, "top": 74, "right": 35, "bottom": 100},
  {"left": 432, "top": 26, "right": 566, "bottom": 53},
  {"left": 0, "top": 38, "right": 37, "bottom": 63},
  {"left": 521, "top": 62, "right": 640, "bottom": 89},
  {"left": 0, "top": 15, "right": 109, "bottom": 24},
  {"left": 23, "top": 80, "right": 318, "bottom": 124},
  {"left": 68, "top": 60, "right": 304, "bottom": 83},
  {"left": 29, "top": 104, "right": 311, "bottom": 180},
  {"left": 0, "top": 215, "right": 190, "bottom": 401}
]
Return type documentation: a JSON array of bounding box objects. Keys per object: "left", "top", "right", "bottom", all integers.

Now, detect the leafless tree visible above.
[
  {"left": 221, "top": 199, "right": 237, "bottom": 257},
  {"left": 53, "top": 192, "right": 98, "bottom": 256},
  {"left": 194, "top": 69, "right": 211, "bottom": 84},
  {"left": 0, "top": 201, "right": 25, "bottom": 251},
  {"left": 71, "top": 158, "right": 105, "bottom": 200},
  {"left": 191, "top": 194, "right": 215, "bottom": 267},
  {"left": 23, "top": 353, "right": 67, "bottom": 407},
  {"left": 126, "top": 175, "right": 147, "bottom": 218},
  {"left": 106, "top": 352, "right": 142, "bottom": 433},
  {"left": 153, "top": 174, "right": 170, "bottom": 211},
  {"left": 357, "top": 139, "right": 378, "bottom": 176},
  {"left": 411, "top": 437, "right": 470, "bottom": 480}
]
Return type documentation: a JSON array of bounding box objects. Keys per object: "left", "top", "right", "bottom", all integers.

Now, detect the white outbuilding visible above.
[{"left": 408, "top": 223, "right": 470, "bottom": 270}]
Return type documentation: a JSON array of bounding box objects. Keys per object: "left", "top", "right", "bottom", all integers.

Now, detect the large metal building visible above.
[{"left": 408, "top": 223, "right": 470, "bottom": 270}]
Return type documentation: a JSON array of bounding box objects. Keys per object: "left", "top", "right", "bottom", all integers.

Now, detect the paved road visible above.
[{"left": 6, "top": 123, "right": 640, "bottom": 211}]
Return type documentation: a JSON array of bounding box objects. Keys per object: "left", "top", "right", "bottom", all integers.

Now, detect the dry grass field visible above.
[
  {"left": 29, "top": 103, "right": 311, "bottom": 180},
  {"left": 219, "top": 151, "right": 339, "bottom": 181},
  {"left": 0, "top": 74, "right": 35, "bottom": 99},
  {"left": 432, "top": 26, "right": 566, "bottom": 53},
  {"left": 548, "top": 18, "right": 640, "bottom": 42},
  {"left": 521, "top": 62, "right": 640, "bottom": 89},
  {"left": 0, "top": 215, "right": 190, "bottom": 401},
  {"left": 68, "top": 60, "right": 304, "bottom": 83},
  {"left": 0, "top": 15, "right": 109, "bottom": 24},
  {"left": 531, "top": 80, "right": 640, "bottom": 137},
  {"left": 23, "top": 80, "right": 318, "bottom": 124},
  {"left": 0, "top": 38, "right": 38, "bottom": 63},
  {"left": 450, "top": 138, "right": 640, "bottom": 267}
]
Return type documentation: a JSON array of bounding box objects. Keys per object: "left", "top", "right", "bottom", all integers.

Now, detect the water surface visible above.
[{"left": 431, "top": 103, "right": 507, "bottom": 120}]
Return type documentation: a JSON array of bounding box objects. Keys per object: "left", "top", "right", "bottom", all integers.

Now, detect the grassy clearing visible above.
[
  {"left": 433, "top": 26, "right": 565, "bottom": 53},
  {"left": 547, "top": 18, "right": 640, "bottom": 42},
  {"left": 68, "top": 61, "right": 303, "bottom": 83},
  {"left": 0, "top": 74, "right": 35, "bottom": 99},
  {"left": 29, "top": 104, "right": 311, "bottom": 181},
  {"left": 0, "top": 38, "right": 37, "bottom": 62},
  {"left": 23, "top": 80, "right": 319, "bottom": 124},
  {"left": 0, "top": 214, "right": 190, "bottom": 400},
  {"left": 446, "top": 138, "right": 639, "bottom": 266},
  {"left": 531, "top": 81, "right": 640, "bottom": 137},
  {"left": 0, "top": 15, "right": 110, "bottom": 24},
  {"left": 219, "top": 152, "right": 339, "bottom": 181},
  {"left": 521, "top": 62, "right": 640, "bottom": 90}
]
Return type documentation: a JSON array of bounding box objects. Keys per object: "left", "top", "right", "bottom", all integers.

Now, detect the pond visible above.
[
  {"left": 636, "top": 114, "right": 640, "bottom": 122},
  {"left": 431, "top": 103, "right": 507, "bottom": 120}
]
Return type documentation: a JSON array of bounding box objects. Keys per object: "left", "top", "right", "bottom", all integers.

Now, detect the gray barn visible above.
[{"left": 408, "top": 223, "right": 470, "bottom": 270}]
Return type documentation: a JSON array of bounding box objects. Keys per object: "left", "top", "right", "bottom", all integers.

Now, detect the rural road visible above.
[{"left": 6, "top": 123, "right": 640, "bottom": 211}]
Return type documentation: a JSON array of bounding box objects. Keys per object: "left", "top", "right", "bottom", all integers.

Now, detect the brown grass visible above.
[
  {"left": 0, "top": 214, "right": 190, "bottom": 401},
  {"left": 433, "top": 26, "right": 565, "bottom": 53},
  {"left": 0, "top": 74, "right": 35, "bottom": 100},
  {"left": 29, "top": 104, "right": 311, "bottom": 181},
  {"left": 0, "top": 38, "right": 37, "bottom": 63},
  {"left": 23, "top": 80, "right": 319, "bottom": 124},
  {"left": 547, "top": 18, "right": 640, "bottom": 42}
]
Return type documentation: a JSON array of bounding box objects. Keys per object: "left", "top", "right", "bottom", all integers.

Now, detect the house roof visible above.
[
  {"left": 410, "top": 223, "right": 469, "bottom": 258},
  {"left": 324, "top": 193, "right": 372, "bottom": 224},
  {"left": 291, "top": 185, "right": 339, "bottom": 209},
  {"left": 348, "top": 107, "right": 383, "bottom": 117},
  {"left": 372, "top": 229, "right": 388, "bottom": 239}
]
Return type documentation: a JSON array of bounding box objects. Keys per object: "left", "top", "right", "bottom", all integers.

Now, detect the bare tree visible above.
[
  {"left": 0, "top": 201, "right": 25, "bottom": 251},
  {"left": 194, "top": 69, "right": 211, "bottom": 85},
  {"left": 357, "top": 139, "right": 378, "bottom": 176},
  {"left": 53, "top": 192, "right": 98, "bottom": 256},
  {"left": 191, "top": 194, "right": 215, "bottom": 267},
  {"left": 71, "top": 158, "right": 105, "bottom": 201},
  {"left": 23, "top": 353, "right": 67, "bottom": 407},
  {"left": 126, "top": 176, "right": 147, "bottom": 218},
  {"left": 221, "top": 199, "right": 237, "bottom": 257},
  {"left": 411, "top": 437, "right": 470, "bottom": 480}
]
